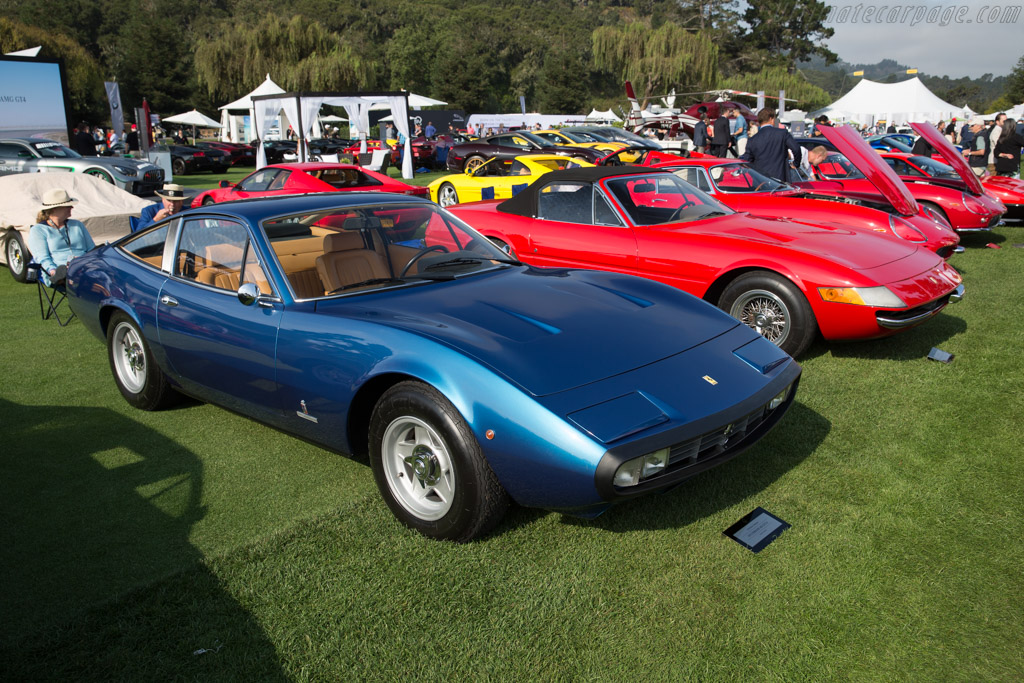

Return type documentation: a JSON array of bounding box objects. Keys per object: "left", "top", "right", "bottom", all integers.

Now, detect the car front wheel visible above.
[
  {"left": 369, "top": 381, "right": 509, "bottom": 542},
  {"left": 719, "top": 271, "right": 817, "bottom": 358},
  {"left": 107, "top": 312, "right": 177, "bottom": 410},
  {"left": 5, "top": 232, "right": 30, "bottom": 283},
  {"left": 437, "top": 182, "right": 459, "bottom": 207}
]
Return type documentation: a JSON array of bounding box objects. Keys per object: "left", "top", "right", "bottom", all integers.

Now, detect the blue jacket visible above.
[
  {"left": 28, "top": 219, "right": 96, "bottom": 286},
  {"left": 135, "top": 203, "right": 163, "bottom": 232},
  {"left": 740, "top": 125, "right": 804, "bottom": 181}
]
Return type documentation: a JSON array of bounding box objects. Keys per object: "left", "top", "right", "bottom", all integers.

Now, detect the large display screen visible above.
[{"left": 0, "top": 56, "right": 72, "bottom": 144}]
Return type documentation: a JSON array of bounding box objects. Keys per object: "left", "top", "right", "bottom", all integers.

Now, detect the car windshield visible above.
[
  {"left": 909, "top": 155, "right": 960, "bottom": 178},
  {"left": 706, "top": 163, "right": 791, "bottom": 193},
  {"left": 600, "top": 128, "right": 660, "bottom": 148},
  {"left": 815, "top": 152, "right": 866, "bottom": 180},
  {"left": 261, "top": 202, "right": 516, "bottom": 298},
  {"left": 31, "top": 140, "right": 81, "bottom": 158},
  {"left": 604, "top": 173, "right": 733, "bottom": 225}
]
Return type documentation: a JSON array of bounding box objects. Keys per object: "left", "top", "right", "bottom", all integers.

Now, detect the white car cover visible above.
[{"left": 0, "top": 173, "right": 154, "bottom": 267}]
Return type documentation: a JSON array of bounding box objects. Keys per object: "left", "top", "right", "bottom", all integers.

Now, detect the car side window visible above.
[
  {"left": 267, "top": 171, "right": 291, "bottom": 190},
  {"left": 238, "top": 169, "right": 281, "bottom": 192},
  {"left": 0, "top": 143, "right": 29, "bottom": 159},
  {"left": 594, "top": 190, "right": 624, "bottom": 226},
  {"left": 538, "top": 182, "right": 594, "bottom": 223},
  {"left": 120, "top": 223, "right": 171, "bottom": 270},
  {"left": 175, "top": 218, "right": 264, "bottom": 292}
]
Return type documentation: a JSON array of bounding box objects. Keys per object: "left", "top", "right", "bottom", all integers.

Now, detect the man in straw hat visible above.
[
  {"left": 136, "top": 183, "right": 188, "bottom": 232},
  {"left": 27, "top": 188, "right": 96, "bottom": 287}
]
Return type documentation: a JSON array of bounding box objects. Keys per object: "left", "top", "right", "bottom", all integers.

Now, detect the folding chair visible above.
[{"left": 28, "top": 263, "right": 76, "bottom": 327}]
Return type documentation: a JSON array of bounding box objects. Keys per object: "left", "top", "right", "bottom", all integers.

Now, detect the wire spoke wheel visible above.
[{"left": 730, "top": 289, "right": 791, "bottom": 345}]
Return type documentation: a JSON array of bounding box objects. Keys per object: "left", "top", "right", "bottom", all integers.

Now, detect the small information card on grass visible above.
[{"left": 724, "top": 507, "right": 790, "bottom": 553}]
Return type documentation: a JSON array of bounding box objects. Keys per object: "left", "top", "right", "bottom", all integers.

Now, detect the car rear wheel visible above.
[
  {"left": 438, "top": 182, "right": 459, "bottom": 207},
  {"left": 719, "top": 272, "right": 816, "bottom": 358},
  {"left": 464, "top": 155, "right": 486, "bottom": 173},
  {"left": 369, "top": 381, "right": 509, "bottom": 542},
  {"left": 172, "top": 158, "right": 187, "bottom": 176},
  {"left": 85, "top": 168, "right": 114, "bottom": 184},
  {"left": 107, "top": 312, "right": 177, "bottom": 410},
  {"left": 5, "top": 232, "right": 29, "bottom": 283}
]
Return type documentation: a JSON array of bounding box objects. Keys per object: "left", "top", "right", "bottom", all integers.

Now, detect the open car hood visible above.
[
  {"left": 819, "top": 125, "right": 919, "bottom": 216},
  {"left": 910, "top": 122, "right": 986, "bottom": 196}
]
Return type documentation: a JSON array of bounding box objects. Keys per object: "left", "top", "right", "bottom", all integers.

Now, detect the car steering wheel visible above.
[
  {"left": 400, "top": 245, "right": 449, "bottom": 277},
  {"left": 753, "top": 181, "right": 769, "bottom": 192},
  {"left": 668, "top": 201, "right": 696, "bottom": 221}
]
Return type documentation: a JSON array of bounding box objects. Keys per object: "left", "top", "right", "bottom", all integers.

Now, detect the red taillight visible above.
[
  {"left": 889, "top": 215, "right": 926, "bottom": 243},
  {"left": 194, "top": 151, "right": 205, "bottom": 157}
]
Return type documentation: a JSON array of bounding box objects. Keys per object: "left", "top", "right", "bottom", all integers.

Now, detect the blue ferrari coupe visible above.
[{"left": 67, "top": 193, "right": 800, "bottom": 541}]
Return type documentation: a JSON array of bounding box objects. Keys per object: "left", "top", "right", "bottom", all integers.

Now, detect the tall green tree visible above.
[
  {"left": 193, "top": 15, "right": 377, "bottom": 102},
  {"left": 742, "top": 0, "right": 836, "bottom": 73},
  {"left": 719, "top": 66, "right": 831, "bottom": 110},
  {"left": 592, "top": 21, "right": 718, "bottom": 107},
  {"left": 1006, "top": 55, "right": 1024, "bottom": 104}
]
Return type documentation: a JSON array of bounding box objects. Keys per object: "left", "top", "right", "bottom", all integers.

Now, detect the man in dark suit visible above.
[
  {"left": 710, "top": 111, "right": 731, "bottom": 157},
  {"left": 740, "top": 108, "right": 804, "bottom": 181},
  {"left": 74, "top": 123, "right": 97, "bottom": 156}
]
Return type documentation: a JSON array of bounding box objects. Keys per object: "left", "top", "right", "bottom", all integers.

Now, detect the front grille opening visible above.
[{"left": 667, "top": 404, "right": 769, "bottom": 471}]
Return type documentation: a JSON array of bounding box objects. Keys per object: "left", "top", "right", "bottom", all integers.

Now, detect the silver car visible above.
[{"left": 0, "top": 138, "right": 164, "bottom": 196}]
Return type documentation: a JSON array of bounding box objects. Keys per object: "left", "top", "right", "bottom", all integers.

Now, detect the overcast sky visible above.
[{"left": 822, "top": 1, "right": 1022, "bottom": 78}]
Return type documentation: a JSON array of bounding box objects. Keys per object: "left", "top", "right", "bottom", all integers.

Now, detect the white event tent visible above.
[
  {"left": 218, "top": 74, "right": 286, "bottom": 143},
  {"left": 811, "top": 77, "right": 962, "bottom": 126},
  {"left": 585, "top": 109, "right": 622, "bottom": 123},
  {"left": 252, "top": 91, "right": 414, "bottom": 178}
]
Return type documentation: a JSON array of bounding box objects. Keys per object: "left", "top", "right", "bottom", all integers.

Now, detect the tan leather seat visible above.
[{"left": 315, "top": 231, "right": 389, "bottom": 293}]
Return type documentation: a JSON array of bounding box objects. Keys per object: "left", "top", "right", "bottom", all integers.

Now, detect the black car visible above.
[
  {"left": 446, "top": 131, "right": 604, "bottom": 173},
  {"left": 195, "top": 141, "right": 256, "bottom": 166},
  {"left": 163, "top": 144, "right": 231, "bottom": 175}
]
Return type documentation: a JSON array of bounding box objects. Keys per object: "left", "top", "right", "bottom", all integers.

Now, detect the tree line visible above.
[{"left": 4, "top": 0, "right": 1016, "bottom": 128}]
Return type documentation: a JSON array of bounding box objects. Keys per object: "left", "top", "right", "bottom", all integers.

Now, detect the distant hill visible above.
[{"left": 797, "top": 55, "right": 1008, "bottom": 110}]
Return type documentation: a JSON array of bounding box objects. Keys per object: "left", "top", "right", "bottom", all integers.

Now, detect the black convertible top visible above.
[{"left": 497, "top": 166, "right": 668, "bottom": 217}]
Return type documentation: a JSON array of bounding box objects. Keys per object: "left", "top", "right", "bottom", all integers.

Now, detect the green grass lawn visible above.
[{"left": 1, "top": 228, "right": 1022, "bottom": 680}]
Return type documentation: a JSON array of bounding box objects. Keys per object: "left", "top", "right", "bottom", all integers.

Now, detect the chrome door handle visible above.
[{"left": 160, "top": 295, "right": 178, "bottom": 307}]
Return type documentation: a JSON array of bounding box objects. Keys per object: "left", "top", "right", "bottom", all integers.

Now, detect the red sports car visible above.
[
  {"left": 876, "top": 123, "right": 1024, "bottom": 221},
  {"left": 192, "top": 163, "right": 428, "bottom": 206},
  {"left": 447, "top": 166, "right": 964, "bottom": 358},
  {"left": 600, "top": 139, "right": 960, "bottom": 258},
  {"left": 806, "top": 125, "right": 1005, "bottom": 233}
]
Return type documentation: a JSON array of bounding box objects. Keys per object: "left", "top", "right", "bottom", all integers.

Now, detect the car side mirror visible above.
[
  {"left": 219, "top": 180, "right": 233, "bottom": 188},
  {"left": 237, "top": 282, "right": 260, "bottom": 306}
]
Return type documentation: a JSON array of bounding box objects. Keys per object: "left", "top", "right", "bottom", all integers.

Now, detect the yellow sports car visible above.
[
  {"left": 532, "top": 129, "right": 626, "bottom": 154},
  {"left": 428, "top": 154, "right": 593, "bottom": 207}
]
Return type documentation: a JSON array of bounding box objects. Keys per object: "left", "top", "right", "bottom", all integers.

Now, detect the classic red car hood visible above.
[
  {"left": 819, "top": 125, "right": 919, "bottom": 216},
  {"left": 910, "top": 122, "right": 985, "bottom": 195},
  {"left": 690, "top": 213, "right": 919, "bottom": 270}
]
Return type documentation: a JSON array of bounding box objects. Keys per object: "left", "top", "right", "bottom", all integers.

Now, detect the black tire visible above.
[
  {"left": 718, "top": 271, "right": 817, "bottom": 358},
  {"left": 369, "top": 381, "right": 509, "bottom": 542},
  {"left": 5, "top": 232, "right": 30, "bottom": 283},
  {"left": 464, "top": 155, "right": 486, "bottom": 173},
  {"left": 437, "top": 182, "right": 459, "bottom": 207},
  {"left": 201, "top": 196, "right": 216, "bottom": 206},
  {"left": 107, "top": 312, "right": 177, "bottom": 410},
  {"left": 172, "top": 158, "right": 187, "bottom": 176}
]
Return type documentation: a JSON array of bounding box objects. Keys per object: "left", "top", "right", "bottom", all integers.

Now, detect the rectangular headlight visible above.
[
  {"left": 818, "top": 285, "right": 905, "bottom": 308},
  {"left": 768, "top": 385, "right": 790, "bottom": 410}
]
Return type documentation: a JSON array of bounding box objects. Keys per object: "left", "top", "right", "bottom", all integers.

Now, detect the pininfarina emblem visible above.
[{"left": 703, "top": 375, "right": 718, "bottom": 385}]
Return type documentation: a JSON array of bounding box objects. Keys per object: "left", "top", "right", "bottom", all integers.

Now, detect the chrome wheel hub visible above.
[{"left": 731, "top": 289, "right": 791, "bottom": 345}]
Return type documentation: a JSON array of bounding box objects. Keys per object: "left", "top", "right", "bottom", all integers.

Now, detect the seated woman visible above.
[{"left": 27, "top": 189, "right": 96, "bottom": 287}]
